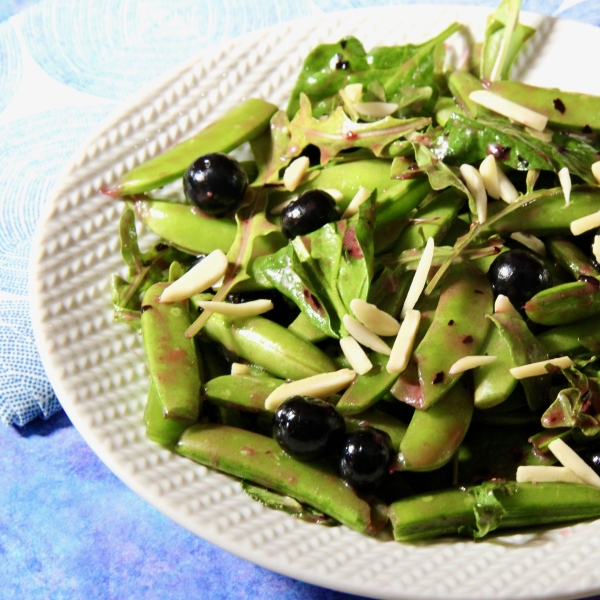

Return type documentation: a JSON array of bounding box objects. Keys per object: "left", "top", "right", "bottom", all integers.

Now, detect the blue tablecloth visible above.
[{"left": 2, "top": 1, "right": 600, "bottom": 598}]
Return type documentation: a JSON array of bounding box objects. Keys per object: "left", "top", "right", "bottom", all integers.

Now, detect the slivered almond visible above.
[
  {"left": 592, "top": 161, "right": 600, "bottom": 184},
  {"left": 510, "top": 356, "right": 573, "bottom": 379},
  {"left": 479, "top": 155, "right": 501, "bottom": 200},
  {"left": 387, "top": 309, "right": 421, "bottom": 374},
  {"left": 344, "top": 83, "right": 363, "bottom": 103},
  {"left": 160, "top": 250, "right": 228, "bottom": 303},
  {"left": 558, "top": 167, "right": 571, "bottom": 206},
  {"left": 526, "top": 169, "right": 540, "bottom": 192},
  {"left": 350, "top": 299, "right": 400, "bottom": 337},
  {"left": 270, "top": 197, "right": 297, "bottom": 215},
  {"left": 469, "top": 90, "right": 548, "bottom": 132},
  {"left": 231, "top": 363, "right": 251, "bottom": 376},
  {"left": 570, "top": 211, "right": 600, "bottom": 236},
  {"left": 353, "top": 101, "right": 398, "bottom": 118},
  {"left": 194, "top": 299, "right": 273, "bottom": 317},
  {"left": 342, "top": 314, "right": 391, "bottom": 356},
  {"left": 342, "top": 187, "right": 372, "bottom": 218},
  {"left": 497, "top": 168, "right": 518, "bottom": 203},
  {"left": 283, "top": 156, "right": 310, "bottom": 192},
  {"left": 593, "top": 236, "right": 600, "bottom": 265},
  {"left": 323, "top": 188, "right": 344, "bottom": 202},
  {"left": 340, "top": 337, "right": 373, "bottom": 375},
  {"left": 549, "top": 439, "right": 600, "bottom": 489},
  {"left": 510, "top": 232, "right": 546, "bottom": 256},
  {"left": 516, "top": 465, "right": 584, "bottom": 484},
  {"left": 401, "top": 237, "right": 435, "bottom": 318},
  {"left": 494, "top": 294, "right": 521, "bottom": 318},
  {"left": 264, "top": 369, "right": 357, "bottom": 411},
  {"left": 449, "top": 355, "right": 497, "bottom": 375},
  {"left": 460, "top": 164, "right": 487, "bottom": 223}
]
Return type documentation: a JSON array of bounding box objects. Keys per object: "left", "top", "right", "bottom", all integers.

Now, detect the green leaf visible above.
[
  {"left": 288, "top": 94, "right": 430, "bottom": 164},
  {"left": 480, "top": 0, "right": 535, "bottom": 81},
  {"left": 186, "top": 190, "right": 280, "bottom": 337},
  {"left": 465, "top": 481, "right": 516, "bottom": 538},
  {"left": 432, "top": 113, "right": 599, "bottom": 184}
]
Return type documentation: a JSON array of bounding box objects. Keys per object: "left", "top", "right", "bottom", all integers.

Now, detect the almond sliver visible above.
[
  {"left": 283, "top": 156, "right": 310, "bottom": 192},
  {"left": 350, "top": 298, "right": 400, "bottom": 337},
  {"left": 342, "top": 314, "right": 391, "bottom": 356},
  {"left": 401, "top": 237, "right": 434, "bottom": 318},
  {"left": 340, "top": 337, "right": 373, "bottom": 375},
  {"left": 510, "top": 356, "right": 573, "bottom": 379},
  {"left": 448, "top": 355, "right": 497, "bottom": 375},
  {"left": 516, "top": 465, "right": 584, "bottom": 484},
  {"left": 387, "top": 309, "right": 421, "bottom": 374},
  {"left": 548, "top": 439, "right": 600, "bottom": 489},
  {"left": 194, "top": 299, "right": 273, "bottom": 317}
]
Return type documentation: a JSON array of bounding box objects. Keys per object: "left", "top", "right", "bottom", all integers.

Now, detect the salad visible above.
[{"left": 108, "top": 0, "right": 600, "bottom": 541}]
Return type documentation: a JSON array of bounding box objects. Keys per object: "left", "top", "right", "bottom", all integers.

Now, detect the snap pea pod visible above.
[
  {"left": 447, "top": 71, "right": 481, "bottom": 118},
  {"left": 525, "top": 279, "right": 600, "bottom": 325},
  {"left": 398, "top": 382, "right": 473, "bottom": 472},
  {"left": 116, "top": 98, "right": 277, "bottom": 195},
  {"left": 134, "top": 200, "right": 286, "bottom": 258},
  {"left": 143, "top": 384, "right": 189, "bottom": 447},
  {"left": 288, "top": 313, "right": 328, "bottom": 343},
  {"left": 177, "top": 423, "right": 381, "bottom": 534},
  {"left": 344, "top": 409, "right": 407, "bottom": 448},
  {"left": 389, "top": 482, "right": 600, "bottom": 542},
  {"left": 205, "top": 374, "right": 284, "bottom": 417},
  {"left": 415, "top": 262, "right": 493, "bottom": 410},
  {"left": 488, "top": 80, "right": 600, "bottom": 130},
  {"left": 486, "top": 186, "right": 600, "bottom": 236},
  {"left": 546, "top": 237, "right": 599, "bottom": 281},
  {"left": 393, "top": 188, "right": 466, "bottom": 253},
  {"left": 537, "top": 315, "right": 600, "bottom": 356},
  {"left": 367, "top": 269, "right": 413, "bottom": 320},
  {"left": 141, "top": 282, "right": 201, "bottom": 424},
  {"left": 196, "top": 307, "right": 337, "bottom": 380}
]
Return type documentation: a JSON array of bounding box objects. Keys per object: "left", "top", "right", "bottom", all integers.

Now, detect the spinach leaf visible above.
[{"left": 432, "top": 113, "right": 599, "bottom": 183}]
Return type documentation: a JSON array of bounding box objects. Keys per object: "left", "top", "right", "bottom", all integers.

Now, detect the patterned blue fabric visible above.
[{"left": 0, "top": 0, "right": 598, "bottom": 427}]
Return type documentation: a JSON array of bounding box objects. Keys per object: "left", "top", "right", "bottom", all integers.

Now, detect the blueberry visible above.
[
  {"left": 280, "top": 190, "right": 341, "bottom": 239},
  {"left": 583, "top": 448, "right": 600, "bottom": 475},
  {"left": 273, "top": 396, "right": 345, "bottom": 461},
  {"left": 488, "top": 249, "right": 552, "bottom": 310},
  {"left": 183, "top": 152, "right": 248, "bottom": 217},
  {"left": 339, "top": 427, "right": 393, "bottom": 492}
]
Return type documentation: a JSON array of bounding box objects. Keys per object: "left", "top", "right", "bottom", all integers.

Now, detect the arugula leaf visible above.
[
  {"left": 288, "top": 95, "right": 430, "bottom": 165},
  {"left": 465, "top": 481, "right": 516, "bottom": 539},
  {"left": 480, "top": 0, "right": 535, "bottom": 81},
  {"left": 259, "top": 194, "right": 376, "bottom": 337},
  {"left": 286, "top": 24, "right": 461, "bottom": 119},
  {"left": 432, "top": 113, "right": 599, "bottom": 183},
  {"left": 542, "top": 367, "right": 600, "bottom": 436},
  {"left": 185, "top": 190, "right": 281, "bottom": 337}
]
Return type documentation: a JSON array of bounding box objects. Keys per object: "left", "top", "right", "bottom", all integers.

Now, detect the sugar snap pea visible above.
[
  {"left": 177, "top": 423, "right": 381, "bottom": 534},
  {"left": 525, "top": 279, "right": 600, "bottom": 326},
  {"left": 117, "top": 98, "right": 277, "bottom": 195},
  {"left": 398, "top": 382, "right": 473, "bottom": 472},
  {"left": 546, "top": 237, "right": 600, "bottom": 281},
  {"left": 414, "top": 261, "right": 493, "bottom": 410},
  {"left": 143, "top": 383, "right": 189, "bottom": 447},
  {"left": 537, "top": 315, "right": 600, "bottom": 356},
  {"left": 141, "top": 282, "right": 201, "bottom": 424}
]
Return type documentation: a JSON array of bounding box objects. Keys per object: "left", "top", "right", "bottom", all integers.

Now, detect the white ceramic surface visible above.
[{"left": 30, "top": 6, "right": 600, "bottom": 600}]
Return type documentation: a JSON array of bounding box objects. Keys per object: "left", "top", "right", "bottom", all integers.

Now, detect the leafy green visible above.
[
  {"left": 480, "top": 0, "right": 535, "bottom": 81},
  {"left": 286, "top": 23, "right": 461, "bottom": 119},
  {"left": 542, "top": 367, "right": 600, "bottom": 436},
  {"left": 431, "top": 113, "right": 599, "bottom": 183},
  {"left": 185, "top": 190, "right": 280, "bottom": 337},
  {"left": 288, "top": 94, "right": 430, "bottom": 165},
  {"left": 465, "top": 481, "right": 517, "bottom": 538},
  {"left": 241, "top": 481, "right": 338, "bottom": 526},
  {"left": 259, "top": 193, "right": 376, "bottom": 337}
]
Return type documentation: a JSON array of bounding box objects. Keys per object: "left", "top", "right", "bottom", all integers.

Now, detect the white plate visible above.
[{"left": 29, "top": 6, "right": 600, "bottom": 600}]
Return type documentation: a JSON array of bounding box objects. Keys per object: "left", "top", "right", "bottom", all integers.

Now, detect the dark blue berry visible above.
[{"left": 280, "top": 190, "right": 340, "bottom": 239}]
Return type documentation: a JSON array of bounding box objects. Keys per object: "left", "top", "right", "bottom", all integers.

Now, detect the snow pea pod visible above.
[
  {"left": 287, "top": 313, "right": 328, "bottom": 343},
  {"left": 197, "top": 309, "right": 337, "bottom": 380},
  {"left": 488, "top": 80, "right": 600, "bottom": 131},
  {"left": 134, "top": 200, "right": 286, "bottom": 258},
  {"left": 546, "top": 237, "right": 599, "bottom": 281},
  {"left": 398, "top": 382, "right": 473, "bottom": 472},
  {"left": 537, "top": 314, "right": 600, "bottom": 356},
  {"left": 486, "top": 185, "right": 600, "bottom": 236},
  {"left": 415, "top": 262, "right": 493, "bottom": 410},
  {"left": 177, "top": 423, "right": 381, "bottom": 534},
  {"left": 117, "top": 98, "right": 278, "bottom": 195},
  {"left": 141, "top": 282, "right": 201, "bottom": 424},
  {"left": 389, "top": 482, "right": 600, "bottom": 542},
  {"left": 525, "top": 279, "right": 600, "bottom": 326}
]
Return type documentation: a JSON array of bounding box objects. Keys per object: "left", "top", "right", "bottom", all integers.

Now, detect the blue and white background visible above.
[{"left": 1, "top": 0, "right": 599, "bottom": 598}]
